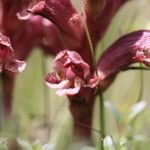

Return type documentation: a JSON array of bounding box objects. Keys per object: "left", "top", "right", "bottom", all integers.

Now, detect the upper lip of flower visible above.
[
  {"left": 27, "top": 0, "right": 84, "bottom": 45},
  {"left": 96, "top": 30, "right": 150, "bottom": 89}
]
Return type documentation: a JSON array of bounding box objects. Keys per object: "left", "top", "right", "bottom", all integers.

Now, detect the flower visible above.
[
  {"left": 0, "top": 33, "right": 26, "bottom": 73},
  {"left": 26, "top": 0, "right": 150, "bottom": 141},
  {"left": 45, "top": 30, "right": 150, "bottom": 97},
  {"left": 3, "top": 0, "right": 150, "bottom": 141},
  {"left": 28, "top": 0, "right": 126, "bottom": 69},
  {"left": 0, "top": 0, "right": 64, "bottom": 115},
  {"left": 28, "top": 0, "right": 125, "bottom": 50},
  {"left": 45, "top": 50, "right": 91, "bottom": 96}
]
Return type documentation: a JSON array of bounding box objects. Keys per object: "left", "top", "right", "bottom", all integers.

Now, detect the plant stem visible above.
[
  {"left": 99, "top": 90, "right": 105, "bottom": 150},
  {"left": 125, "top": 66, "right": 149, "bottom": 71},
  {"left": 69, "top": 98, "right": 94, "bottom": 142},
  {"left": 137, "top": 63, "right": 144, "bottom": 102}
]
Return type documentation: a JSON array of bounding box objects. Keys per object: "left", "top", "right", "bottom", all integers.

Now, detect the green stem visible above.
[
  {"left": 99, "top": 90, "right": 105, "bottom": 150},
  {"left": 137, "top": 63, "right": 144, "bottom": 102},
  {"left": 125, "top": 66, "right": 149, "bottom": 71}
]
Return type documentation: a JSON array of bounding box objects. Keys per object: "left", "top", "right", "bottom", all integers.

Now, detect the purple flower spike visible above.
[
  {"left": 45, "top": 50, "right": 90, "bottom": 96},
  {"left": 97, "top": 30, "right": 150, "bottom": 89}
]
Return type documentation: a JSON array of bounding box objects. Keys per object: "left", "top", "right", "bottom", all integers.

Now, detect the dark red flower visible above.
[
  {"left": 45, "top": 50, "right": 91, "bottom": 96},
  {"left": 25, "top": 1, "right": 150, "bottom": 143},
  {"left": 4, "top": 0, "right": 148, "bottom": 142},
  {"left": 0, "top": 0, "right": 64, "bottom": 116},
  {"left": 45, "top": 30, "right": 150, "bottom": 97},
  {"left": 28, "top": 0, "right": 126, "bottom": 50},
  {"left": 44, "top": 30, "right": 150, "bottom": 142}
]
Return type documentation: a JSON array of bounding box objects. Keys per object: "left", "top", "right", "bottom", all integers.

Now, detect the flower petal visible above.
[
  {"left": 28, "top": 0, "right": 84, "bottom": 44},
  {"left": 56, "top": 86, "right": 80, "bottom": 96},
  {"left": 45, "top": 50, "right": 91, "bottom": 96},
  {"left": 53, "top": 50, "right": 90, "bottom": 78},
  {"left": 0, "top": 33, "right": 14, "bottom": 59},
  {"left": 56, "top": 78, "right": 82, "bottom": 96},
  {"left": 5, "top": 58, "right": 26, "bottom": 72},
  {"left": 45, "top": 79, "right": 71, "bottom": 89},
  {"left": 97, "top": 30, "right": 150, "bottom": 89}
]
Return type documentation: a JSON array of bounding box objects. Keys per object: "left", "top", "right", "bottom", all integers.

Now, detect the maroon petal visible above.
[
  {"left": 53, "top": 50, "right": 90, "bottom": 78},
  {"left": 0, "top": 33, "right": 14, "bottom": 59},
  {"left": 5, "top": 58, "right": 26, "bottom": 73},
  {"left": 97, "top": 30, "right": 150, "bottom": 89},
  {"left": 45, "top": 79, "right": 71, "bottom": 90},
  {"left": 56, "top": 78, "right": 82, "bottom": 96},
  {"left": 45, "top": 72, "right": 61, "bottom": 84},
  {"left": 28, "top": 0, "right": 84, "bottom": 44},
  {"left": 67, "top": 51, "right": 90, "bottom": 78},
  {"left": 17, "top": 11, "right": 64, "bottom": 55},
  {"left": 45, "top": 73, "right": 82, "bottom": 96}
]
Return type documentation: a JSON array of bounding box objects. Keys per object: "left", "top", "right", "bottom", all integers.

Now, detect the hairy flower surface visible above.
[{"left": 0, "top": 33, "right": 26, "bottom": 72}]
